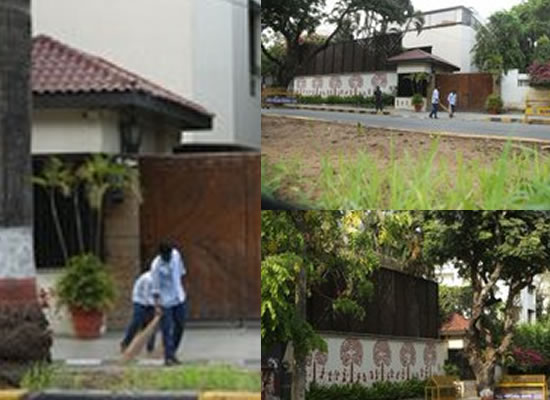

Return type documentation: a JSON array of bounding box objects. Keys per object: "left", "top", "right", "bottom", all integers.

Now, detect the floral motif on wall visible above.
[
  {"left": 329, "top": 76, "right": 343, "bottom": 90},
  {"left": 349, "top": 75, "right": 364, "bottom": 90},
  {"left": 424, "top": 342, "right": 437, "bottom": 376},
  {"left": 373, "top": 340, "right": 392, "bottom": 381},
  {"left": 400, "top": 342, "right": 416, "bottom": 379},
  {"left": 313, "top": 77, "right": 324, "bottom": 90},
  {"left": 340, "top": 338, "right": 363, "bottom": 383},
  {"left": 310, "top": 350, "right": 328, "bottom": 382},
  {"left": 371, "top": 73, "right": 388, "bottom": 88},
  {"left": 296, "top": 78, "right": 307, "bottom": 90}
]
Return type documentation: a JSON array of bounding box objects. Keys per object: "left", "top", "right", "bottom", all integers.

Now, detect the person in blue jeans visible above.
[
  {"left": 151, "top": 241, "right": 187, "bottom": 366},
  {"left": 120, "top": 269, "right": 156, "bottom": 353}
]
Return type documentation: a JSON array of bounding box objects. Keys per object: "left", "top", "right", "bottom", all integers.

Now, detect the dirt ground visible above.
[{"left": 262, "top": 115, "right": 550, "bottom": 197}]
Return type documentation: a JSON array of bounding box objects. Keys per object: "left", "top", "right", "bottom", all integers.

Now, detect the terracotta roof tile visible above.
[
  {"left": 32, "top": 35, "right": 212, "bottom": 117},
  {"left": 441, "top": 312, "right": 470, "bottom": 334}
]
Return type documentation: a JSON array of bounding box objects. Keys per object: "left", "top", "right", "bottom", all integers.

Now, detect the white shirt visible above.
[
  {"left": 432, "top": 89, "right": 440, "bottom": 104},
  {"left": 447, "top": 92, "right": 457, "bottom": 106},
  {"left": 132, "top": 271, "right": 154, "bottom": 306},
  {"left": 151, "top": 248, "right": 187, "bottom": 307}
]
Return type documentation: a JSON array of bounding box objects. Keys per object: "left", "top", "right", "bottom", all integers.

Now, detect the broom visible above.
[{"left": 121, "top": 314, "right": 162, "bottom": 362}]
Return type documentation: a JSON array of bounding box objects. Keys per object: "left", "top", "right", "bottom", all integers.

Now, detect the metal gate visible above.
[
  {"left": 139, "top": 152, "right": 260, "bottom": 321},
  {"left": 436, "top": 73, "right": 493, "bottom": 111}
]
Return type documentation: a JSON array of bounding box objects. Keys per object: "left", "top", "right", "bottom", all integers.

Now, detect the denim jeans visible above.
[
  {"left": 429, "top": 103, "right": 439, "bottom": 118},
  {"left": 121, "top": 303, "right": 154, "bottom": 349},
  {"left": 160, "top": 301, "right": 187, "bottom": 360}
]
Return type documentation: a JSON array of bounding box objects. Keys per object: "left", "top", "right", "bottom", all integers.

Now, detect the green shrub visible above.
[
  {"left": 307, "top": 378, "right": 426, "bottom": 400},
  {"left": 56, "top": 254, "right": 116, "bottom": 311},
  {"left": 443, "top": 361, "right": 461, "bottom": 377},
  {"left": 411, "top": 93, "right": 424, "bottom": 106},
  {"left": 297, "top": 94, "right": 394, "bottom": 107},
  {"left": 485, "top": 94, "right": 504, "bottom": 114},
  {"left": 507, "top": 320, "right": 550, "bottom": 375}
]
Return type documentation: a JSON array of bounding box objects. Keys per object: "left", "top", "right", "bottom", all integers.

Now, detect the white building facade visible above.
[
  {"left": 32, "top": 0, "right": 261, "bottom": 149},
  {"left": 437, "top": 264, "right": 537, "bottom": 324},
  {"left": 402, "top": 6, "right": 483, "bottom": 73}
]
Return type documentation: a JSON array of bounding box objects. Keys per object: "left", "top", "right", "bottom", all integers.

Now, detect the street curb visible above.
[
  {"left": 0, "top": 391, "right": 27, "bottom": 400},
  {"left": 487, "top": 116, "right": 550, "bottom": 126},
  {"left": 200, "top": 393, "right": 260, "bottom": 400},
  {"left": 264, "top": 114, "right": 550, "bottom": 146}
]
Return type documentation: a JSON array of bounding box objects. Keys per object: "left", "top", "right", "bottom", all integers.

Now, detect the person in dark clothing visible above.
[{"left": 374, "top": 86, "right": 383, "bottom": 113}]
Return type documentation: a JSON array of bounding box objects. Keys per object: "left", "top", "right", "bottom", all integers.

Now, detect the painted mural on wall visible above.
[
  {"left": 306, "top": 335, "right": 446, "bottom": 387},
  {"left": 293, "top": 72, "right": 398, "bottom": 97}
]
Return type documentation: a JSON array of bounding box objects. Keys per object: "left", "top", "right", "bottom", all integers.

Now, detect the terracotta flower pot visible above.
[
  {"left": 414, "top": 104, "right": 423, "bottom": 112},
  {"left": 70, "top": 307, "right": 103, "bottom": 339}
]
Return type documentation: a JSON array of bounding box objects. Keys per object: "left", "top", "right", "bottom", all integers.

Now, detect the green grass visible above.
[
  {"left": 262, "top": 140, "right": 550, "bottom": 210},
  {"left": 21, "top": 363, "right": 260, "bottom": 392}
]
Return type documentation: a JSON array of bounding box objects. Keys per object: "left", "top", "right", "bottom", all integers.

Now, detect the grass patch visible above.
[
  {"left": 263, "top": 140, "right": 550, "bottom": 210},
  {"left": 21, "top": 363, "right": 260, "bottom": 392}
]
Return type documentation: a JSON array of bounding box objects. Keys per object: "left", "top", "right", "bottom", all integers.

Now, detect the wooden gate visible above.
[
  {"left": 436, "top": 73, "right": 493, "bottom": 111},
  {"left": 139, "top": 153, "right": 260, "bottom": 321}
]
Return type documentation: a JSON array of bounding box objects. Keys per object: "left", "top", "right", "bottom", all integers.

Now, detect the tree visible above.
[
  {"left": 439, "top": 285, "right": 473, "bottom": 322},
  {"left": 534, "top": 34, "right": 550, "bottom": 63},
  {"left": 262, "top": 211, "right": 378, "bottom": 400},
  {"left": 0, "top": 0, "right": 52, "bottom": 386},
  {"left": 421, "top": 211, "right": 550, "bottom": 395},
  {"left": 261, "top": 0, "right": 423, "bottom": 87}
]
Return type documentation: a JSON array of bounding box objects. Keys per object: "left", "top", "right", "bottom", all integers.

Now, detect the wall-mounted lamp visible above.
[{"left": 120, "top": 114, "right": 142, "bottom": 154}]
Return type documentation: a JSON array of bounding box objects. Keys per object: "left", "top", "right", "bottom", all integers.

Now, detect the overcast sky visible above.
[{"left": 319, "top": 0, "right": 524, "bottom": 34}]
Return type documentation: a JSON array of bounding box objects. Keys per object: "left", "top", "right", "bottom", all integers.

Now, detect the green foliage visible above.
[
  {"left": 528, "top": 61, "right": 550, "bottom": 87},
  {"left": 534, "top": 35, "right": 550, "bottom": 63},
  {"left": 261, "top": 211, "right": 379, "bottom": 357},
  {"left": 439, "top": 285, "right": 473, "bottom": 322},
  {"left": 485, "top": 94, "right": 504, "bottom": 113},
  {"left": 443, "top": 362, "right": 461, "bottom": 378},
  {"left": 411, "top": 93, "right": 424, "bottom": 106},
  {"left": 307, "top": 379, "right": 426, "bottom": 400},
  {"left": 56, "top": 254, "right": 116, "bottom": 312},
  {"left": 21, "top": 363, "right": 57, "bottom": 391},
  {"left": 296, "top": 94, "right": 395, "bottom": 107},
  {"left": 509, "top": 320, "right": 550, "bottom": 374}
]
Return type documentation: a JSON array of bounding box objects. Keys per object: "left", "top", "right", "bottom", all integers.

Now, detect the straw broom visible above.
[{"left": 121, "top": 314, "right": 162, "bottom": 362}]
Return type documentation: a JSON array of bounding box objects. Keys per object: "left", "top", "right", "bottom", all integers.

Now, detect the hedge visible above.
[
  {"left": 296, "top": 94, "right": 395, "bottom": 107},
  {"left": 306, "top": 378, "right": 426, "bottom": 400}
]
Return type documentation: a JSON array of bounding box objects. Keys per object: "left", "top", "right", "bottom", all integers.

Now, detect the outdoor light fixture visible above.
[{"left": 120, "top": 114, "right": 142, "bottom": 154}]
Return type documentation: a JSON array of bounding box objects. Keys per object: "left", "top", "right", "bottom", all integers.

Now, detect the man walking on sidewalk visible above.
[
  {"left": 447, "top": 90, "right": 457, "bottom": 118},
  {"left": 429, "top": 87, "right": 440, "bottom": 119},
  {"left": 374, "top": 86, "right": 383, "bottom": 114}
]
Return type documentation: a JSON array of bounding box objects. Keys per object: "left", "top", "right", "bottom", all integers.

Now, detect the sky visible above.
[{"left": 318, "top": 0, "right": 524, "bottom": 34}]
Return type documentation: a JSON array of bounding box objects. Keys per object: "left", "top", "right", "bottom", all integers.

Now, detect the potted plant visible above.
[
  {"left": 411, "top": 93, "right": 424, "bottom": 112},
  {"left": 486, "top": 94, "right": 504, "bottom": 114},
  {"left": 56, "top": 254, "right": 116, "bottom": 338}
]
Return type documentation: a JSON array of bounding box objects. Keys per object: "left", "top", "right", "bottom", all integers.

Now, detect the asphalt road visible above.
[{"left": 262, "top": 108, "right": 550, "bottom": 141}]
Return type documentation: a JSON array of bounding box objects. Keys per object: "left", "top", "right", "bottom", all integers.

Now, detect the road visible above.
[{"left": 262, "top": 108, "right": 550, "bottom": 141}]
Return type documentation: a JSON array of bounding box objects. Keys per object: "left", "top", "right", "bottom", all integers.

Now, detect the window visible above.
[
  {"left": 528, "top": 309, "right": 535, "bottom": 323},
  {"left": 249, "top": 1, "right": 260, "bottom": 97}
]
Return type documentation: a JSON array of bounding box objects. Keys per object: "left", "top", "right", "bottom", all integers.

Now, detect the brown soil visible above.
[{"left": 262, "top": 115, "right": 550, "bottom": 198}]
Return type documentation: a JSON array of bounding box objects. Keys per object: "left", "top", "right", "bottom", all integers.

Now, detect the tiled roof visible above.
[
  {"left": 441, "top": 312, "right": 470, "bottom": 334},
  {"left": 387, "top": 49, "right": 460, "bottom": 71},
  {"left": 32, "top": 35, "right": 212, "bottom": 117}
]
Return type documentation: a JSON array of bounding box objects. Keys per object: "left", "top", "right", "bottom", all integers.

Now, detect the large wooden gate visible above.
[
  {"left": 436, "top": 73, "right": 493, "bottom": 111},
  {"left": 139, "top": 153, "right": 260, "bottom": 321}
]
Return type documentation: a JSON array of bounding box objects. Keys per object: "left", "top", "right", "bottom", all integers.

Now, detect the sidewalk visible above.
[
  {"left": 51, "top": 326, "right": 260, "bottom": 369},
  {"left": 280, "top": 103, "right": 550, "bottom": 124}
]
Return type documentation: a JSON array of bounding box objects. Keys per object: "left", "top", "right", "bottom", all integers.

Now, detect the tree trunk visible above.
[
  {"left": 291, "top": 264, "right": 307, "bottom": 400},
  {"left": 0, "top": 0, "right": 52, "bottom": 386}
]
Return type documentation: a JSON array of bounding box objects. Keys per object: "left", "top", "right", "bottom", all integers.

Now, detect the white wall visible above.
[
  {"left": 32, "top": 110, "right": 115, "bottom": 154},
  {"left": 293, "top": 72, "right": 398, "bottom": 97},
  {"left": 501, "top": 69, "right": 530, "bottom": 110},
  {"left": 306, "top": 334, "right": 447, "bottom": 387},
  {"left": 33, "top": 0, "right": 261, "bottom": 149},
  {"left": 403, "top": 24, "right": 476, "bottom": 72}
]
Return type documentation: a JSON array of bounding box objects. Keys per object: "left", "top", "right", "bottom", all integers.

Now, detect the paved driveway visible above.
[{"left": 262, "top": 108, "right": 550, "bottom": 141}]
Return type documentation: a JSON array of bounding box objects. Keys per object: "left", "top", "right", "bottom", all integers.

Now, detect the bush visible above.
[
  {"left": 56, "top": 254, "right": 116, "bottom": 311},
  {"left": 411, "top": 93, "right": 424, "bottom": 107},
  {"left": 485, "top": 94, "right": 504, "bottom": 114},
  {"left": 528, "top": 62, "right": 550, "bottom": 87},
  {"left": 307, "top": 378, "right": 426, "bottom": 400},
  {"left": 507, "top": 321, "right": 550, "bottom": 374},
  {"left": 297, "top": 94, "right": 394, "bottom": 107},
  {"left": 443, "top": 361, "right": 461, "bottom": 377}
]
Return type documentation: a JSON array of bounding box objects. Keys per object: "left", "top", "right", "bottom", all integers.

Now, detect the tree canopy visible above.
[
  {"left": 473, "top": 0, "right": 550, "bottom": 73},
  {"left": 261, "top": 0, "right": 423, "bottom": 86}
]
